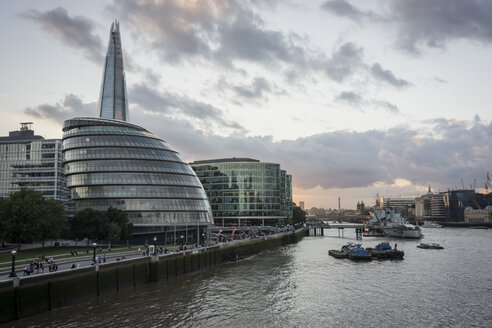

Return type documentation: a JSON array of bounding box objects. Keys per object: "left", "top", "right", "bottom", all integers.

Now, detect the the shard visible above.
[{"left": 98, "top": 21, "right": 129, "bottom": 121}]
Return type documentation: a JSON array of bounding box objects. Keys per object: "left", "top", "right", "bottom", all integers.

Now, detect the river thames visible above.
[{"left": 5, "top": 228, "right": 492, "bottom": 328}]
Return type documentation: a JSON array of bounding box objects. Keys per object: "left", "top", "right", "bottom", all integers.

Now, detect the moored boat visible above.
[
  {"left": 417, "top": 243, "right": 444, "bottom": 249},
  {"left": 367, "top": 242, "right": 404, "bottom": 259},
  {"left": 365, "top": 209, "right": 422, "bottom": 239},
  {"left": 342, "top": 243, "right": 372, "bottom": 261}
]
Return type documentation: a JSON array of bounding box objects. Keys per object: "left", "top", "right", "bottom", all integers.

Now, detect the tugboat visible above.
[{"left": 417, "top": 243, "right": 444, "bottom": 249}]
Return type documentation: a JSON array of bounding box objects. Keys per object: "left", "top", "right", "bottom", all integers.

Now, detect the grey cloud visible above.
[
  {"left": 389, "top": 0, "right": 492, "bottom": 54},
  {"left": 370, "top": 63, "right": 410, "bottom": 88},
  {"left": 129, "top": 83, "right": 246, "bottom": 133},
  {"left": 24, "top": 94, "right": 96, "bottom": 123},
  {"left": 335, "top": 91, "right": 400, "bottom": 114},
  {"left": 110, "top": 0, "right": 306, "bottom": 66},
  {"left": 140, "top": 115, "right": 492, "bottom": 191},
  {"left": 320, "top": 0, "right": 382, "bottom": 22},
  {"left": 19, "top": 7, "right": 103, "bottom": 63},
  {"left": 335, "top": 91, "right": 362, "bottom": 105},
  {"left": 372, "top": 100, "right": 400, "bottom": 114},
  {"left": 325, "top": 43, "right": 364, "bottom": 82},
  {"left": 230, "top": 77, "right": 284, "bottom": 102}
]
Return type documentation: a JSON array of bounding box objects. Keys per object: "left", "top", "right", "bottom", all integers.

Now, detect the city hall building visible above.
[{"left": 190, "top": 158, "right": 293, "bottom": 227}]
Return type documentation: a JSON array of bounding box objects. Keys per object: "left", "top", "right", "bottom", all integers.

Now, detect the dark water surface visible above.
[{"left": 5, "top": 228, "right": 492, "bottom": 327}]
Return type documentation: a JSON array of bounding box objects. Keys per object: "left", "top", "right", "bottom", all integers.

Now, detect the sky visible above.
[{"left": 1, "top": 0, "right": 491, "bottom": 209}]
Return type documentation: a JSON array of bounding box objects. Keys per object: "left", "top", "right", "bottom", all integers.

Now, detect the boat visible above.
[
  {"left": 422, "top": 221, "right": 443, "bottom": 228},
  {"left": 417, "top": 243, "right": 444, "bottom": 249},
  {"left": 341, "top": 243, "right": 372, "bottom": 261},
  {"left": 470, "top": 226, "right": 488, "bottom": 230},
  {"left": 366, "top": 242, "right": 404, "bottom": 259},
  {"left": 365, "top": 209, "right": 422, "bottom": 239},
  {"left": 328, "top": 249, "right": 347, "bottom": 258}
]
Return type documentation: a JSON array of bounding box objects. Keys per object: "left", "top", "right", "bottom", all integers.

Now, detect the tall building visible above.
[
  {"left": 382, "top": 197, "right": 416, "bottom": 218},
  {"left": 190, "top": 158, "right": 293, "bottom": 227},
  {"left": 62, "top": 118, "right": 213, "bottom": 242},
  {"left": 98, "top": 21, "right": 129, "bottom": 121},
  {"left": 415, "top": 186, "right": 433, "bottom": 220},
  {"left": 299, "top": 201, "right": 305, "bottom": 210},
  {"left": 0, "top": 123, "right": 69, "bottom": 203}
]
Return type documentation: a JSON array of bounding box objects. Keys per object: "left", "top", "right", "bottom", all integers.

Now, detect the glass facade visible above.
[
  {"left": 191, "top": 158, "right": 293, "bottom": 227},
  {"left": 0, "top": 124, "right": 69, "bottom": 203},
  {"left": 62, "top": 118, "right": 213, "bottom": 235},
  {"left": 98, "top": 21, "right": 129, "bottom": 121}
]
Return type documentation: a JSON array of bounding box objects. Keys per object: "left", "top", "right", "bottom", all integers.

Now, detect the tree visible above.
[
  {"left": 105, "top": 207, "right": 132, "bottom": 241},
  {"left": 39, "top": 199, "right": 67, "bottom": 247},
  {"left": 292, "top": 206, "right": 307, "bottom": 225},
  {"left": 70, "top": 208, "right": 108, "bottom": 246},
  {"left": 0, "top": 189, "right": 66, "bottom": 249}
]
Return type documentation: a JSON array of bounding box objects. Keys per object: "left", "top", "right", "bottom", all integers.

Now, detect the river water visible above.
[{"left": 5, "top": 228, "right": 492, "bottom": 328}]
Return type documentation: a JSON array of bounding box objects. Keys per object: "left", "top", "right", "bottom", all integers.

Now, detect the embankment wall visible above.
[{"left": 0, "top": 229, "right": 305, "bottom": 323}]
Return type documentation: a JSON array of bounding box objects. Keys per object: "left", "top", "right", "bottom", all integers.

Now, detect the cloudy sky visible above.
[{"left": 1, "top": 0, "right": 491, "bottom": 209}]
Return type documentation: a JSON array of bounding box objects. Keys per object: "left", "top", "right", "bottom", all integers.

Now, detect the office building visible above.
[
  {"left": 0, "top": 123, "right": 69, "bottom": 202},
  {"left": 190, "top": 158, "right": 293, "bottom": 226}
]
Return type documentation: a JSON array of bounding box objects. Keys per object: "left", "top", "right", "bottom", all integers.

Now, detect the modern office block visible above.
[
  {"left": 191, "top": 158, "right": 293, "bottom": 227},
  {"left": 0, "top": 123, "right": 69, "bottom": 202}
]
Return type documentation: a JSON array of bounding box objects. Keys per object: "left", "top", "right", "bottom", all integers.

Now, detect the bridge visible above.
[{"left": 306, "top": 223, "right": 365, "bottom": 239}]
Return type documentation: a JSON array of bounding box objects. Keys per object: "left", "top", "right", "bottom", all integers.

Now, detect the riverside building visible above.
[
  {"left": 62, "top": 22, "right": 213, "bottom": 243},
  {"left": 190, "top": 158, "right": 293, "bottom": 227},
  {"left": 0, "top": 123, "right": 69, "bottom": 203}
]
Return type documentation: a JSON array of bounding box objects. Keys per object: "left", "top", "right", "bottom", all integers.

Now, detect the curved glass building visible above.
[
  {"left": 191, "top": 158, "right": 293, "bottom": 227},
  {"left": 62, "top": 117, "right": 213, "bottom": 242}
]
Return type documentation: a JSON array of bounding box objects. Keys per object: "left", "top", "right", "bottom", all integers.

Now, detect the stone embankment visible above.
[{"left": 0, "top": 229, "right": 305, "bottom": 323}]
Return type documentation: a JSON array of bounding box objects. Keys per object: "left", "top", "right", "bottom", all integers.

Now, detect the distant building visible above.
[
  {"left": 190, "top": 158, "right": 293, "bottom": 226},
  {"left": 299, "top": 201, "right": 305, "bottom": 211},
  {"left": 0, "top": 123, "right": 69, "bottom": 203},
  {"left": 424, "top": 189, "right": 492, "bottom": 222},
  {"left": 415, "top": 186, "right": 433, "bottom": 220},
  {"left": 464, "top": 206, "right": 492, "bottom": 224},
  {"left": 383, "top": 197, "right": 415, "bottom": 218}
]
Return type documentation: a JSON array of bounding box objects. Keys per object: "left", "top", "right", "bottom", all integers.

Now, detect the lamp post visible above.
[
  {"left": 153, "top": 236, "right": 157, "bottom": 255},
  {"left": 9, "top": 250, "right": 17, "bottom": 278},
  {"left": 201, "top": 233, "right": 205, "bottom": 247},
  {"left": 92, "top": 242, "right": 97, "bottom": 263},
  {"left": 180, "top": 235, "right": 184, "bottom": 250}
]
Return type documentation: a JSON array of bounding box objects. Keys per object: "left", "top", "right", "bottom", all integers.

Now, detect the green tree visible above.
[
  {"left": 292, "top": 206, "right": 307, "bottom": 225},
  {"left": 0, "top": 189, "right": 66, "bottom": 249},
  {"left": 105, "top": 207, "right": 132, "bottom": 241},
  {"left": 39, "top": 198, "right": 67, "bottom": 247},
  {"left": 70, "top": 208, "right": 108, "bottom": 246}
]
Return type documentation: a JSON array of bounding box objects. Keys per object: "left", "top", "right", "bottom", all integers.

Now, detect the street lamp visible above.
[
  {"left": 9, "top": 250, "right": 17, "bottom": 278},
  {"left": 201, "top": 233, "right": 205, "bottom": 247},
  {"left": 92, "top": 243, "right": 97, "bottom": 263},
  {"left": 180, "top": 235, "right": 184, "bottom": 250},
  {"left": 153, "top": 236, "right": 157, "bottom": 255}
]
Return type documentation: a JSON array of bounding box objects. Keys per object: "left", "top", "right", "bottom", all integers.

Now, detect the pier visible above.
[{"left": 306, "top": 223, "right": 365, "bottom": 239}]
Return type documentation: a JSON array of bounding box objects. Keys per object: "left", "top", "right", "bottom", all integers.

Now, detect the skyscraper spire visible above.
[{"left": 98, "top": 21, "right": 129, "bottom": 121}]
